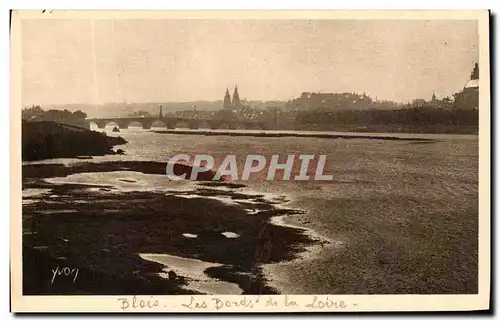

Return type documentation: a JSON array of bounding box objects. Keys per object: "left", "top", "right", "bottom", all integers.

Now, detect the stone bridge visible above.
[{"left": 85, "top": 116, "right": 269, "bottom": 130}]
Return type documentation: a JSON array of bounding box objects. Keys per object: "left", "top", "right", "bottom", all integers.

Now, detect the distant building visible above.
[
  {"left": 288, "top": 92, "right": 373, "bottom": 110},
  {"left": 454, "top": 63, "right": 479, "bottom": 110},
  {"left": 430, "top": 92, "right": 439, "bottom": 108},
  {"left": 471, "top": 62, "right": 479, "bottom": 80},
  {"left": 412, "top": 99, "right": 427, "bottom": 106}
]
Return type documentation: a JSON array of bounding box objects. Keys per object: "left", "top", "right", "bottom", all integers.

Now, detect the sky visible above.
[{"left": 21, "top": 19, "right": 479, "bottom": 106}]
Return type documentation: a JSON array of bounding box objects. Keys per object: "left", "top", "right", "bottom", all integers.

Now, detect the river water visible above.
[{"left": 23, "top": 126, "right": 479, "bottom": 294}]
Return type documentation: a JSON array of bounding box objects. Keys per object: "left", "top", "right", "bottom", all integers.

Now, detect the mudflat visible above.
[{"left": 22, "top": 161, "right": 318, "bottom": 295}]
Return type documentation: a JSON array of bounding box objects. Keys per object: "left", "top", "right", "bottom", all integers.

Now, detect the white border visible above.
[{"left": 5, "top": 5, "right": 494, "bottom": 317}]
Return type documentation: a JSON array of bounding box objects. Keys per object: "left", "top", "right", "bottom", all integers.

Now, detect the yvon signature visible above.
[{"left": 51, "top": 266, "right": 79, "bottom": 284}]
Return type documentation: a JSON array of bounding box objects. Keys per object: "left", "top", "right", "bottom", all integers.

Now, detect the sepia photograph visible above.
[{"left": 10, "top": 10, "right": 490, "bottom": 312}]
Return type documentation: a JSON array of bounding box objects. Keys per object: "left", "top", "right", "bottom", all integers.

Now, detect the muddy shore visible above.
[{"left": 22, "top": 161, "right": 318, "bottom": 295}]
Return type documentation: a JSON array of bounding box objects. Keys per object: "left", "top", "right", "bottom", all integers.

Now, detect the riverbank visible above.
[
  {"left": 22, "top": 161, "right": 319, "bottom": 295},
  {"left": 152, "top": 129, "right": 438, "bottom": 142},
  {"left": 22, "top": 121, "right": 127, "bottom": 161}
]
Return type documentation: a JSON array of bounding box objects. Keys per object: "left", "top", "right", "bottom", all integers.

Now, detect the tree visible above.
[
  {"left": 22, "top": 106, "right": 87, "bottom": 121},
  {"left": 72, "top": 110, "right": 87, "bottom": 119},
  {"left": 22, "top": 105, "right": 43, "bottom": 120}
]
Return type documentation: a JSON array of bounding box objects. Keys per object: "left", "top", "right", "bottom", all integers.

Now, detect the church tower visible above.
[
  {"left": 232, "top": 85, "right": 241, "bottom": 109},
  {"left": 470, "top": 62, "right": 479, "bottom": 80},
  {"left": 223, "top": 88, "right": 232, "bottom": 109}
]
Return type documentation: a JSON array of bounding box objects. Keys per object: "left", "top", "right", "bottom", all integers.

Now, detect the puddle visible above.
[
  {"left": 35, "top": 209, "right": 79, "bottom": 214},
  {"left": 176, "top": 194, "right": 200, "bottom": 199},
  {"left": 139, "top": 253, "right": 242, "bottom": 295},
  {"left": 22, "top": 199, "right": 38, "bottom": 205},
  {"left": 119, "top": 179, "right": 137, "bottom": 183},
  {"left": 45, "top": 171, "right": 196, "bottom": 193},
  {"left": 182, "top": 233, "right": 198, "bottom": 238},
  {"left": 221, "top": 232, "right": 239, "bottom": 239},
  {"left": 23, "top": 188, "right": 52, "bottom": 198},
  {"left": 244, "top": 208, "right": 261, "bottom": 215},
  {"left": 33, "top": 246, "right": 48, "bottom": 250},
  {"left": 23, "top": 188, "right": 52, "bottom": 204}
]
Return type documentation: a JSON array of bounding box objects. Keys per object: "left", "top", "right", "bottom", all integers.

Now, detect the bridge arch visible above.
[
  {"left": 246, "top": 123, "right": 264, "bottom": 130},
  {"left": 218, "top": 123, "right": 237, "bottom": 130},
  {"left": 188, "top": 120, "right": 200, "bottom": 129},
  {"left": 151, "top": 120, "right": 167, "bottom": 129},
  {"left": 171, "top": 120, "right": 201, "bottom": 129},
  {"left": 235, "top": 123, "right": 247, "bottom": 130},
  {"left": 128, "top": 121, "right": 144, "bottom": 129},
  {"left": 91, "top": 120, "right": 109, "bottom": 129},
  {"left": 175, "top": 121, "right": 191, "bottom": 129},
  {"left": 88, "top": 122, "right": 99, "bottom": 130},
  {"left": 115, "top": 120, "right": 130, "bottom": 129},
  {"left": 126, "top": 120, "right": 152, "bottom": 129},
  {"left": 199, "top": 120, "right": 214, "bottom": 129},
  {"left": 104, "top": 121, "right": 119, "bottom": 129}
]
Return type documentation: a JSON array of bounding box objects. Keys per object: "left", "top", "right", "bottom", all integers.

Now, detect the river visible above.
[{"left": 23, "top": 126, "right": 479, "bottom": 294}]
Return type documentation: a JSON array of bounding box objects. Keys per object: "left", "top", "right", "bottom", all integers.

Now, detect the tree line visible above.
[
  {"left": 295, "top": 106, "right": 478, "bottom": 127},
  {"left": 22, "top": 105, "right": 87, "bottom": 122}
]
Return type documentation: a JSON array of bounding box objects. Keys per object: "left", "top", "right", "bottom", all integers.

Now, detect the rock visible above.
[
  {"left": 22, "top": 120, "right": 128, "bottom": 161},
  {"left": 116, "top": 149, "right": 125, "bottom": 155},
  {"left": 167, "top": 270, "right": 177, "bottom": 280}
]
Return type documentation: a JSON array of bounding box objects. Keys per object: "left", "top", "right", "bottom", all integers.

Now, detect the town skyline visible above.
[{"left": 23, "top": 81, "right": 473, "bottom": 110}]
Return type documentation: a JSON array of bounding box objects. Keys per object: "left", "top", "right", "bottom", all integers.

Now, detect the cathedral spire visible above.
[
  {"left": 223, "top": 88, "right": 232, "bottom": 109},
  {"left": 232, "top": 85, "right": 241, "bottom": 108}
]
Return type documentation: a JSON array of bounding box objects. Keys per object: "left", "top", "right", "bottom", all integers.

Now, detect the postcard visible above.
[{"left": 10, "top": 10, "right": 490, "bottom": 312}]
